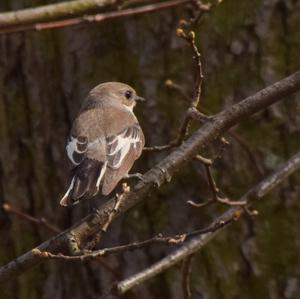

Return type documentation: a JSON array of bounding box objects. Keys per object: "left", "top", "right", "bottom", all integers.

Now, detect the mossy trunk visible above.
[{"left": 1, "top": 0, "right": 300, "bottom": 298}]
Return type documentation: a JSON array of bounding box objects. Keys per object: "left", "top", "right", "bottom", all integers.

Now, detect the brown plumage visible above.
[{"left": 60, "top": 82, "right": 145, "bottom": 206}]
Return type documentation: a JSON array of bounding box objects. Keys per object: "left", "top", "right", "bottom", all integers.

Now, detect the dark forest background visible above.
[{"left": 1, "top": 0, "right": 300, "bottom": 298}]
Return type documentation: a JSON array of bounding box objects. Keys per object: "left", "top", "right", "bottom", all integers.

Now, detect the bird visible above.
[{"left": 60, "top": 82, "right": 145, "bottom": 207}]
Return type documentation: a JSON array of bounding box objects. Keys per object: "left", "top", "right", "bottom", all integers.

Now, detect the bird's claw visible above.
[{"left": 125, "top": 173, "right": 144, "bottom": 182}]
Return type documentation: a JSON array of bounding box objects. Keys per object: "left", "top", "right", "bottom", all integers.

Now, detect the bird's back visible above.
[{"left": 60, "top": 82, "right": 145, "bottom": 206}]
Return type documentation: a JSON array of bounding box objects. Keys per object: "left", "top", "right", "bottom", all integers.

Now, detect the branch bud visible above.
[
  {"left": 31, "top": 248, "right": 41, "bottom": 255},
  {"left": 176, "top": 28, "right": 186, "bottom": 38},
  {"left": 233, "top": 210, "right": 242, "bottom": 221},
  {"left": 188, "top": 31, "right": 195, "bottom": 40},
  {"left": 165, "top": 79, "right": 173, "bottom": 87}
]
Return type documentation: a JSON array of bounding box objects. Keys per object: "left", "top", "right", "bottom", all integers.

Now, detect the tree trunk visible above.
[{"left": 1, "top": 0, "right": 300, "bottom": 298}]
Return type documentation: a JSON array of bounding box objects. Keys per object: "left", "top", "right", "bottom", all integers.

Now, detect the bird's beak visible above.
[{"left": 135, "top": 96, "right": 146, "bottom": 102}]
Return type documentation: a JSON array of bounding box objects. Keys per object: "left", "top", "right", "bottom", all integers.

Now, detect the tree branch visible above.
[
  {"left": 2, "top": 203, "right": 60, "bottom": 234},
  {"left": 0, "top": 0, "right": 192, "bottom": 35},
  {"left": 181, "top": 255, "right": 193, "bottom": 299},
  {"left": 0, "top": 71, "right": 300, "bottom": 283},
  {"left": 113, "top": 150, "right": 300, "bottom": 295},
  {"left": 0, "top": 0, "right": 117, "bottom": 27}
]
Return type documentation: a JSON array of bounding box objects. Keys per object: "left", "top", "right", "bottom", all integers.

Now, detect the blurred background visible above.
[{"left": 1, "top": 0, "right": 300, "bottom": 298}]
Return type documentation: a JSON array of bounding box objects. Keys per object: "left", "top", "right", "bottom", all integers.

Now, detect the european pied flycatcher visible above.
[{"left": 60, "top": 82, "right": 145, "bottom": 206}]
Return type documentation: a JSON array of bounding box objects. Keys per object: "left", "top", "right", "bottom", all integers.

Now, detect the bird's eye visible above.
[{"left": 125, "top": 90, "right": 133, "bottom": 99}]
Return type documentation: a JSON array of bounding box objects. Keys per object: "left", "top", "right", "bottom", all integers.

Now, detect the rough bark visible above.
[{"left": 1, "top": 1, "right": 300, "bottom": 298}]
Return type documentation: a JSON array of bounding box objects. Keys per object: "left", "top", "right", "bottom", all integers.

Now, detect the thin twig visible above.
[
  {"left": 180, "top": 0, "right": 224, "bottom": 29},
  {"left": 190, "top": 34, "right": 203, "bottom": 109},
  {"left": 165, "top": 79, "right": 191, "bottom": 103},
  {"left": 188, "top": 162, "right": 247, "bottom": 208},
  {"left": 181, "top": 255, "right": 194, "bottom": 299},
  {"left": 205, "top": 164, "right": 219, "bottom": 201},
  {"left": 194, "top": 154, "right": 213, "bottom": 165},
  {"left": 2, "top": 203, "right": 60, "bottom": 234},
  {"left": 175, "top": 28, "right": 204, "bottom": 137},
  {"left": 228, "top": 130, "right": 264, "bottom": 178},
  {"left": 102, "top": 185, "right": 129, "bottom": 233},
  {"left": 92, "top": 257, "right": 143, "bottom": 299},
  {"left": 185, "top": 217, "right": 235, "bottom": 238},
  {"left": 144, "top": 29, "right": 205, "bottom": 152}
]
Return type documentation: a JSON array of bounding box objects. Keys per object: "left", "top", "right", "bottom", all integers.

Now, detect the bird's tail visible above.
[{"left": 60, "top": 159, "right": 107, "bottom": 206}]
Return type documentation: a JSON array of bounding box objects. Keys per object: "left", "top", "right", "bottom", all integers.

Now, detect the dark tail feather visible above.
[{"left": 60, "top": 159, "right": 103, "bottom": 206}]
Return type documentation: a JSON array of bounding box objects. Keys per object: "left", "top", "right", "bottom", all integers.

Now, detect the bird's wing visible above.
[
  {"left": 66, "top": 106, "right": 106, "bottom": 166},
  {"left": 66, "top": 135, "right": 88, "bottom": 166},
  {"left": 102, "top": 124, "right": 145, "bottom": 195},
  {"left": 61, "top": 109, "right": 107, "bottom": 206},
  {"left": 61, "top": 105, "right": 145, "bottom": 205}
]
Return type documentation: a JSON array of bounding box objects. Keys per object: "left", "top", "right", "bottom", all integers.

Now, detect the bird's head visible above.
[{"left": 90, "top": 82, "right": 145, "bottom": 111}]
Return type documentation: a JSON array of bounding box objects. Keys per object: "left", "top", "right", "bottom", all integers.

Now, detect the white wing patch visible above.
[
  {"left": 95, "top": 161, "right": 107, "bottom": 193},
  {"left": 66, "top": 135, "right": 107, "bottom": 166},
  {"left": 107, "top": 127, "right": 142, "bottom": 169},
  {"left": 66, "top": 136, "right": 87, "bottom": 165},
  {"left": 60, "top": 177, "right": 76, "bottom": 206}
]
